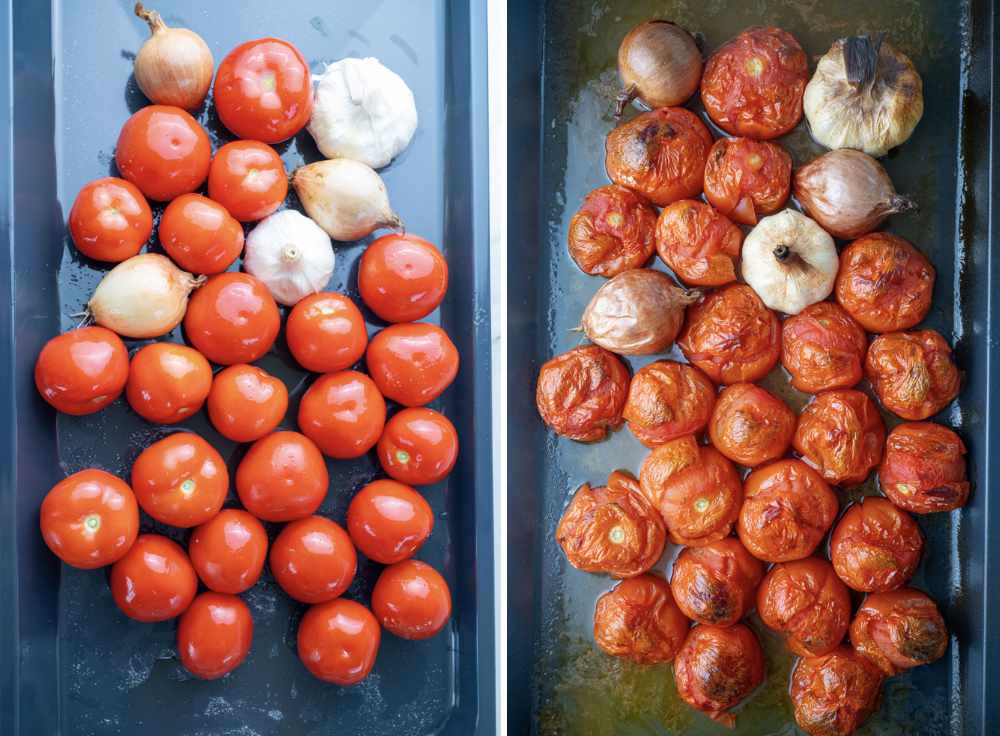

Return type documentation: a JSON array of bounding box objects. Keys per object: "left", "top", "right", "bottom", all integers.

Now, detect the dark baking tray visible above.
[
  {"left": 508, "top": 0, "right": 1000, "bottom": 734},
  {"left": 0, "top": 1, "right": 493, "bottom": 734}
]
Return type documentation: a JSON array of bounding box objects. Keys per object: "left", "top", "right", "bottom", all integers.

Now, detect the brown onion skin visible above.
[
  {"left": 655, "top": 199, "right": 743, "bottom": 286},
  {"left": 865, "top": 330, "right": 961, "bottom": 421},
  {"left": 830, "top": 497, "right": 923, "bottom": 593},
  {"left": 793, "top": 390, "right": 885, "bottom": 486},
  {"left": 669, "top": 537, "right": 764, "bottom": 626},
  {"left": 849, "top": 588, "right": 948, "bottom": 676},
  {"left": 593, "top": 574, "right": 690, "bottom": 664},
  {"left": 617, "top": 21, "right": 702, "bottom": 113},
  {"left": 703, "top": 137, "right": 792, "bottom": 225},
  {"left": 567, "top": 185, "right": 657, "bottom": 277},
  {"left": 781, "top": 302, "right": 868, "bottom": 394},
  {"left": 879, "top": 422, "right": 969, "bottom": 513},
  {"left": 623, "top": 360, "right": 717, "bottom": 447},
  {"left": 791, "top": 647, "right": 884, "bottom": 736},
  {"left": 708, "top": 382, "right": 796, "bottom": 467},
  {"left": 535, "top": 345, "right": 629, "bottom": 442}
]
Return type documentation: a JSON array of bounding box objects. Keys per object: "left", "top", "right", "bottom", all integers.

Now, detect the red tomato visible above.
[
  {"left": 131, "top": 432, "right": 229, "bottom": 528},
  {"left": 879, "top": 422, "right": 969, "bottom": 514},
  {"left": 567, "top": 185, "right": 658, "bottom": 278},
  {"left": 39, "top": 469, "right": 139, "bottom": 569},
  {"left": 377, "top": 408, "right": 458, "bottom": 486},
  {"left": 830, "top": 497, "right": 923, "bottom": 593},
  {"left": 206, "top": 364, "right": 288, "bottom": 443},
  {"left": 235, "top": 430, "right": 328, "bottom": 521},
  {"left": 536, "top": 345, "right": 630, "bottom": 442},
  {"left": 366, "top": 323, "right": 459, "bottom": 407},
  {"left": 622, "top": 361, "right": 716, "bottom": 447},
  {"left": 358, "top": 234, "right": 450, "bottom": 323},
  {"left": 669, "top": 538, "right": 764, "bottom": 627},
  {"left": 158, "top": 193, "right": 245, "bottom": 275},
  {"left": 790, "top": 647, "right": 883, "bottom": 736},
  {"left": 297, "top": 598, "right": 381, "bottom": 685},
  {"left": 177, "top": 592, "right": 254, "bottom": 680},
  {"left": 270, "top": 516, "right": 357, "bottom": 604},
  {"left": 793, "top": 390, "right": 886, "bottom": 486},
  {"left": 708, "top": 382, "right": 796, "bottom": 467},
  {"left": 115, "top": 105, "right": 211, "bottom": 201},
  {"left": 68, "top": 177, "right": 152, "bottom": 262},
  {"left": 654, "top": 199, "right": 743, "bottom": 287},
  {"left": 207, "top": 141, "right": 288, "bottom": 222},
  {"left": 189, "top": 509, "right": 268, "bottom": 594},
  {"left": 371, "top": 559, "right": 452, "bottom": 640},
  {"left": 850, "top": 588, "right": 948, "bottom": 676},
  {"left": 110, "top": 534, "right": 198, "bottom": 622},
  {"left": 125, "top": 342, "right": 212, "bottom": 424},
  {"left": 298, "top": 371, "right": 387, "bottom": 459},
  {"left": 781, "top": 302, "right": 868, "bottom": 394},
  {"left": 346, "top": 479, "right": 434, "bottom": 564},
  {"left": 593, "top": 574, "right": 690, "bottom": 664},
  {"left": 286, "top": 293, "right": 368, "bottom": 373},
  {"left": 213, "top": 38, "right": 312, "bottom": 143},
  {"left": 183, "top": 272, "right": 281, "bottom": 365},
  {"left": 865, "top": 330, "right": 961, "bottom": 421},
  {"left": 702, "top": 137, "right": 792, "bottom": 225},
  {"left": 35, "top": 327, "right": 129, "bottom": 415}
]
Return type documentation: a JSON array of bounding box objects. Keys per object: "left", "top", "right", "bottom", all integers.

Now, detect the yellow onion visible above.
[
  {"left": 616, "top": 20, "right": 702, "bottom": 117},
  {"left": 292, "top": 159, "right": 402, "bottom": 242},
  {"left": 133, "top": 2, "right": 214, "bottom": 111}
]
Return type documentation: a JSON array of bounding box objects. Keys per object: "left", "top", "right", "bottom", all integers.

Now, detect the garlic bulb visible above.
[
  {"left": 243, "top": 210, "right": 335, "bottom": 306},
  {"left": 292, "top": 159, "right": 401, "bottom": 242},
  {"left": 741, "top": 210, "right": 838, "bottom": 315},
  {"left": 804, "top": 34, "right": 923, "bottom": 157},
  {"left": 307, "top": 57, "right": 418, "bottom": 169}
]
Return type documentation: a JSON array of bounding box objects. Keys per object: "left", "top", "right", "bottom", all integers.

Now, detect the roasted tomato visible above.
[
  {"left": 346, "top": 479, "right": 434, "bottom": 564},
  {"left": 790, "top": 647, "right": 883, "bottom": 736},
  {"left": 297, "top": 599, "right": 380, "bottom": 685},
  {"left": 536, "top": 345, "right": 630, "bottom": 442},
  {"left": 177, "top": 592, "right": 254, "bottom": 680},
  {"left": 622, "top": 360, "right": 716, "bottom": 447},
  {"left": 567, "top": 185, "right": 658, "bottom": 277},
  {"left": 371, "top": 559, "right": 452, "bottom": 640},
  {"left": 359, "top": 233, "right": 449, "bottom": 322},
  {"left": 702, "top": 137, "right": 792, "bottom": 225},
  {"left": 654, "top": 199, "right": 743, "bottom": 286},
  {"left": 183, "top": 273, "right": 281, "bottom": 365},
  {"left": 866, "top": 330, "right": 960, "bottom": 420},
  {"left": 377, "top": 407, "right": 458, "bottom": 486},
  {"left": 189, "top": 509, "right": 268, "bottom": 594},
  {"left": 555, "top": 470, "right": 665, "bottom": 577},
  {"left": 366, "top": 323, "right": 459, "bottom": 407},
  {"left": 68, "top": 177, "right": 152, "bottom": 262},
  {"left": 286, "top": 292, "right": 368, "bottom": 373},
  {"left": 35, "top": 326, "right": 129, "bottom": 415},
  {"left": 125, "top": 342, "right": 212, "bottom": 424},
  {"left": 605, "top": 107, "right": 713, "bottom": 206},
  {"left": 793, "top": 390, "right": 886, "bottom": 486},
  {"left": 738, "top": 459, "right": 838, "bottom": 563},
  {"left": 298, "top": 371, "right": 387, "bottom": 459},
  {"left": 708, "top": 382, "right": 795, "bottom": 467},
  {"left": 593, "top": 574, "right": 689, "bottom": 663},
  {"left": 700, "top": 26, "right": 809, "bottom": 139},
  {"left": 830, "top": 497, "right": 924, "bottom": 592},
  {"left": 235, "top": 431, "right": 328, "bottom": 522},
  {"left": 781, "top": 302, "right": 868, "bottom": 394},
  {"left": 850, "top": 588, "right": 948, "bottom": 676},
  {"left": 673, "top": 623, "right": 765, "bottom": 727},
  {"left": 109, "top": 534, "right": 198, "bottom": 622},
  {"left": 677, "top": 284, "right": 782, "bottom": 384},
  {"left": 270, "top": 515, "right": 357, "bottom": 604},
  {"left": 158, "top": 193, "right": 244, "bottom": 275},
  {"left": 879, "top": 422, "right": 969, "bottom": 514},
  {"left": 835, "top": 233, "right": 935, "bottom": 333},
  {"left": 669, "top": 537, "right": 764, "bottom": 626},
  {"left": 756, "top": 557, "right": 851, "bottom": 656},
  {"left": 638, "top": 437, "right": 743, "bottom": 547},
  {"left": 207, "top": 140, "right": 287, "bottom": 222},
  {"left": 206, "top": 364, "right": 288, "bottom": 443}
]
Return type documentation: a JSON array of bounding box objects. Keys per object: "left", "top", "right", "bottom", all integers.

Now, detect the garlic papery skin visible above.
[
  {"left": 243, "top": 210, "right": 335, "bottom": 307},
  {"left": 741, "top": 210, "right": 838, "bottom": 315},
  {"left": 292, "top": 159, "right": 401, "bottom": 242},
  {"left": 307, "top": 57, "right": 418, "bottom": 169}
]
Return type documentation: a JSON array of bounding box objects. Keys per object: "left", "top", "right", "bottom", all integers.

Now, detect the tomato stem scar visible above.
[
  {"left": 180, "top": 479, "right": 196, "bottom": 496},
  {"left": 609, "top": 526, "right": 626, "bottom": 544},
  {"left": 83, "top": 514, "right": 101, "bottom": 532}
]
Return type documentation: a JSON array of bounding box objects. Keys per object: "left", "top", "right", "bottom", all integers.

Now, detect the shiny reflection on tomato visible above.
[
  {"left": 593, "top": 574, "right": 689, "bottom": 663},
  {"left": 536, "top": 345, "right": 630, "bottom": 442},
  {"left": 669, "top": 537, "right": 763, "bottom": 626}
]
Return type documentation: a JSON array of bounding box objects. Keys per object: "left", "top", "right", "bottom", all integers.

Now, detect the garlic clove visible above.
[{"left": 244, "top": 210, "right": 335, "bottom": 307}]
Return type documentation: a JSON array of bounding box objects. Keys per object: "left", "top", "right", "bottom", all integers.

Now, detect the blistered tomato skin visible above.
[
  {"left": 189, "top": 509, "right": 268, "bottom": 594},
  {"left": 708, "top": 382, "right": 795, "bottom": 467},
  {"left": 126, "top": 342, "right": 213, "bottom": 425},
  {"left": 756, "top": 557, "right": 852, "bottom": 657},
  {"left": 298, "top": 371, "right": 387, "bottom": 459},
  {"left": 286, "top": 293, "right": 369, "bottom": 373},
  {"left": 158, "top": 193, "right": 245, "bottom": 275},
  {"left": 605, "top": 107, "right": 713, "bottom": 206},
  {"left": 366, "top": 323, "right": 459, "bottom": 407},
  {"left": 568, "top": 185, "right": 658, "bottom": 277},
  {"left": 178, "top": 592, "right": 254, "bottom": 680},
  {"left": 371, "top": 559, "right": 452, "bottom": 640},
  {"left": 702, "top": 137, "right": 792, "bottom": 225},
  {"left": 298, "top": 599, "right": 381, "bottom": 685},
  {"left": 235, "top": 431, "right": 328, "bottom": 522},
  {"left": 359, "top": 234, "right": 449, "bottom": 323},
  {"left": 206, "top": 364, "right": 288, "bottom": 443},
  {"left": 270, "top": 516, "right": 357, "bottom": 604},
  {"left": 35, "top": 327, "right": 129, "bottom": 415},
  {"left": 738, "top": 459, "right": 838, "bottom": 563},
  {"left": 555, "top": 470, "right": 665, "bottom": 578},
  {"left": 781, "top": 302, "right": 868, "bottom": 394},
  {"left": 866, "top": 330, "right": 960, "bottom": 420},
  {"left": 793, "top": 390, "right": 886, "bottom": 486},
  {"left": 593, "top": 574, "right": 690, "bottom": 664},
  {"left": 110, "top": 534, "right": 198, "bottom": 622},
  {"left": 536, "top": 345, "right": 630, "bottom": 442},
  {"left": 655, "top": 199, "right": 743, "bottom": 286},
  {"left": 850, "top": 588, "right": 948, "bottom": 676},
  {"left": 184, "top": 273, "right": 281, "bottom": 366},
  {"left": 207, "top": 140, "right": 288, "bottom": 222},
  {"left": 835, "top": 233, "right": 935, "bottom": 333},
  {"left": 346, "top": 479, "right": 434, "bottom": 564},
  {"left": 68, "top": 177, "right": 152, "bottom": 262},
  {"left": 377, "top": 407, "right": 459, "bottom": 486},
  {"left": 831, "top": 497, "right": 924, "bottom": 593},
  {"left": 791, "top": 647, "right": 883, "bottom": 736},
  {"left": 623, "top": 360, "right": 716, "bottom": 447},
  {"left": 879, "top": 422, "right": 969, "bottom": 513},
  {"left": 669, "top": 538, "right": 764, "bottom": 627},
  {"left": 700, "top": 26, "right": 809, "bottom": 139}
]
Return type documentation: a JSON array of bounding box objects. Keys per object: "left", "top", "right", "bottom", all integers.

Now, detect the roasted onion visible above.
[{"left": 616, "top": 20, "right": 702, "bottom": 117}]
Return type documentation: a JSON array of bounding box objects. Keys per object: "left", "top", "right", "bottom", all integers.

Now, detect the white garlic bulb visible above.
[{"left": 243, "top": 210, "right": 335, "bottom": 307}]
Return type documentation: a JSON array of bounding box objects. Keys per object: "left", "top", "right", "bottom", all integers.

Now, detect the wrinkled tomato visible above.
[
  {"left": 125, "top": 342, "right": 212, "bottom": 424},
  {"left": 189, "top": 509, "right": 268, "bottom": 595},
  {"left": 366, "top": 323, "right": 459, "bottom": 407},
  {"left": 793, "top": 389, "right": 886, "bottom": 486},
  {"left": 593, "top": 574, "right": 690, "bottom": 664},
  {"left": 702, "top": 137, "right": 792, "bottom": 225},
  {"left": 68, "top": 177, "right": 152, "bottom": 262},
  {"left": 183, "top": 272, "right": 281, "bottom": 365},
  {"left": 286, "top": 292, "right": 368, "bottom": 374},
  {"left": 377, "top": 407, "right": 458, "bottom": 486},
  {"left": 346, "top": 479, "right": 434, "bottom": 565},
  {"left": 297, "top": 598, "right": 380, "bottom": 685},
  {"left": 866, "top": 329, "right": 960, "bottom": 420},
  {"left": 270, "top": 515, "right": 357, "bottom": 604},
  {"left": 206, "top": 364, "right": 288, "bottom": 444},
  {"left": 708, "top": 382, "right": 795, "bottom": 467},
  {"left": 622, "top": 360, "right": 716, "bottom": 447},
  {"left": 879, "top": 422, "right": 969, "bottom": 514},
  {"left": 568, "top": 185, "right": 658, "bottom": 277},
  {"left": 35, "top": 326, "right": 129, "bottom": 415},
  {"left": 235, "top": 430, "right": 328, "bottom": 521},
  {"left": 790, "top": 647, "right": 883, "bottom": 736},
  {"left": 110, "top": 534, "right": 198, "bottom": 622},
  {"left": 158, "top": 193, "right": 244, "bottom": 275},
  {"left": 830, "top": 497, "right": 923, "bottom": 592},
  {"left": 536, "top": 345, "right": 630, "bottom": 442},
  {"left": 207, "top": 140, "right": 287, "bottom": 222},
  {"left": 850, "top": 588, "right": 948, "bottom": 676},
  {"left": 669, "top": 537, "right": 764, "bottom": 627},
  {"left": 371, "top": 559, "right": 452, "bottom": 640},
  {"left": 781, "top": 302, "right": 868, "bottom": 394},
  {"left": 298, "top": 371, "right": 387, "bottom": 459},
  {"left": 654, "top": 199, "right": 743, "bottom": 286},
  {"left": 177, "top": 592, "right": 254, "bottom": 680},
  {"left": 359, "top": 233, "right": 449, "bottom": 323}
]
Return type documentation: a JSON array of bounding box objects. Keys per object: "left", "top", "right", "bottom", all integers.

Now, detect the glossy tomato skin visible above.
[
  {"left": 206, "top": 364, "right": 288, "bottom": 443},
  {"left": 555, "top": 470, "right": 665, "bottom": 578},
  {"left": 669, "top": 538, "right": 764, "bottom": 627},
  {"left": 297, "top": 599, "right": 380, "bottom": 685},
  {"left": 781, "top": 302, "right": 868, "bottom": 394},
  {"left": 866, "top": 330, "right": 961, "bottom": 420},
  {"left": 567, "top": 185, "right": 657, "bottom": 278},
  {"left": 366, "top": 323, "right": 459, "bottom": 407},
  {"left": 286, "top": 293, "right": 368, "bottom": 373},
  {"left": 791, "top": 647, "right": 883, "bottom": 736},
  {"left": 213, "top": 38, "right": 312, "bottom": 143},
  {"left": 605, "top": 107, "right": 713, "bottom": 206},
  {"left": 678, "top": 284, "right": 781, "bottom": 384},
  {"left": 298, "top": 371, "right": 387, "bottom": 459},
  {"left": 40, "top": 469, "right": 139, "bottom": 569},
  {"left": 110, "top": 534, "right": 198, "bottom": 622},
  {"left": 189, "top": 509, "right": 268, "bottom": 594},
  {"left": 709, "top": 382, "right": 795, "bottom": 467},
  {"left": 738, "top": 459, "right": 839, "bottom": 563},
  {"left": 346, "top": 479, "right": 434, "bottom": 564},
  {"left": 115, "top": 105, "right": 211, "bottom": 202},
  {"left": 184, "top": 273, "right": 281, "bottom": 365},
  {"left": 68, "top": 177, "right": 152, "bottom": 262},
  {"left": 831, "top": 497, "right": 923, "bottom": 592},
  {"left": 207, "top": 141, "right": 288, "bottom": 222},
  {"left": 178, "top": 592, "right": 254, "bottom": 679},
  {"left": 536, "top": 345, "right": 629, "bottom": 442},
  {"left": 850, "top": 588, "right": 948, "bottom": 676},
  {"left": 593, "top": 574, "right": 689, "bottom": 664},
  {"left": 623, "top": 360, "right": 716, "bottom": 447},
  {"left": 701, "top": 26, "right": 809, "bottom": 139},
  {"left": 703, "top": 137, "right": 792, "bottom": 225},
  {"left": 270, "top": 516, "right": 357, "bottom": 604},
  {"left": 159, "top": 193, "right": 245, "bottom": 274},
  {"left": 639, "top": 436, "right": 743, "bottom": 547},
  {"left": 879, "top": 422, "right": 969, "bottom": 513},
  {"left": 654, "top": 199, "right": 743, "bottom": 286},
  {"left": 359, "top": 234, "right": 450, "bottom": 322},
  {"left": 236, "top": 431, "right": 328, "bottom": 522},
  {"left": 793, "top": 390, "right": 886, "bottom": 486},
  {"left": 126, "top": 342, "right": 213, "bottom": 424},
  {"left": 35, "top": 327, "right": 129, "bottom": 415},
  {"left": 371, "top": 559, "right": 452, "bottom": 640},
  {"left": 377, "top": 408, "right": 458, "bottom": 486}
]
